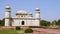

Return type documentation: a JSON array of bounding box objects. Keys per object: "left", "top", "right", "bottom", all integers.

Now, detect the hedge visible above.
[{"left": 25, "top": 28, "right": 33, "bottom": 33}]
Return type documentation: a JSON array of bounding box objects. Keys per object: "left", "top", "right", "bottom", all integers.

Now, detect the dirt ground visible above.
[{"left": 32, "top": 28, "right": 60, "bottom": 34}]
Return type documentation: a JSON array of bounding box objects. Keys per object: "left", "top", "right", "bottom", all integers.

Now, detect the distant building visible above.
[{"left": 5, "top": 6, "right": 40, "bottom": 26}]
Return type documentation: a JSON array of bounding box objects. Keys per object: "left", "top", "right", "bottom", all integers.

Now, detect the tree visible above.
[
  {"left": 56, "top": 20, "right": 60, "bottom": 25},
  {"left": 0, "top": 18, "right": 5, "bottom": 26},
  {"left": 46, "top": 22, "right": 50, "bottom": 26},
  {"left": 40, "top": 20, "right": 51, "bottom": 26},
  {"left": 52, "top": 20, "right": 57, "bottom": 25},
  {"left": 0, "top": 20, "right": 2, "bottom": 26},
  {"left": 40, "top": 20, "right": 47, "bottom": 26}
]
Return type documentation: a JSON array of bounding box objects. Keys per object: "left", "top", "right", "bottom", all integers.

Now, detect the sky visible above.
[{"left": 0, "top": 0, "right": 60, "bottom": 22}]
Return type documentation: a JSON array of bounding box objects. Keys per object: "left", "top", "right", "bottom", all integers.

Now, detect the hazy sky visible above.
[{"left": 0, "top": 0, "right": 60, "bottom": 21}]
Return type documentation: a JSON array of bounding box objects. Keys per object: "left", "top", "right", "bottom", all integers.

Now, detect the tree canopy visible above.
[
  {"left": 40, "top": 20, "right": 51, "bottom": 26},
  {"left": 0, "top": 18, "right": 5, "bottom": 26}
]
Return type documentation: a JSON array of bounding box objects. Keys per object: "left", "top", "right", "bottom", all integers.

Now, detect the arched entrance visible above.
[{"left": 21, "top": 21, "right": 24, "bottom": 25}]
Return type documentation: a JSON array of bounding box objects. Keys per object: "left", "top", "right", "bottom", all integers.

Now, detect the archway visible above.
[{"left": 21, "top": 21, "right": 24, "bottom": 25}]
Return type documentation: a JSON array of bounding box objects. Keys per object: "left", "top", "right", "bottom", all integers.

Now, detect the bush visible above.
[
  {"left": 25, "top": 28, "right": 33, "bottom": 33},
  {"left": 16, "top": 26, "right": 20, "bottom": 30}
]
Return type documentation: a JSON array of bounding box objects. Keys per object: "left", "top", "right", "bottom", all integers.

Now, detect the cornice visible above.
[{"left": 5, "top": 17, "right": 40, "bottom": 20}]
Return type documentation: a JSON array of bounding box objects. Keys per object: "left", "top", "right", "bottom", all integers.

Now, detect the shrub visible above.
[
  {"left": 25, "top": 28, "right": 33, "bottom": 33},
  {"left": 16, "top": 26, "right": 20, "bottom": 30}
]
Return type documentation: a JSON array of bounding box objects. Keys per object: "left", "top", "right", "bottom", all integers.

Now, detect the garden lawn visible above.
[
  {"left": 0, "top": 30, "right": 19, "bottom": 34},
  {"left": 17, "top": 30, "right": 25, "bottom": 34}
]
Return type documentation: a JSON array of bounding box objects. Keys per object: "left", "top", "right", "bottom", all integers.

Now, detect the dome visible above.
[
  {"left": 16, "top": 10, "right": 27, "bottom": 15},
  {"left": 35, "top": 8, "right": 40, "bottom": 11},
  {"left": 5, "top": 5, "right": 10, "bottom": 9}
]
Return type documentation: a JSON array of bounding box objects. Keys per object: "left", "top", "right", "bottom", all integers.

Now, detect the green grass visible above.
[
  {"left": 0, "top": 30, "right": 25, "bottom": 34},
  {"left": 0, "top": 30, "right": 19, "bottom": 34},
  {"left": 17, "top": 30, "right": 25, "bottom": 34}
]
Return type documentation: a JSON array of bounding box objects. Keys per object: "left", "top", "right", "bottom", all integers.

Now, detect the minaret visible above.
[
  {"left": 35, "top": 8, "right": 40, "bottom": 26},
  {"left": 5, "top": 6, "right": 11, "bottom": 26},
  {"left": 35, "top": 8, "right": 40, "bottom": 18}
]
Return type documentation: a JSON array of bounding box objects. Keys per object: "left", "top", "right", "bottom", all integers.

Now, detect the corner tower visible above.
[
  {"left": 35, "top": 8, "right": 40, "bottom": 26},
  {"left": 35, "top": 8, "right": 40, "bottom": 18},
  {"left": 5, "top": 6, "right": 11, "bottom": 26}
]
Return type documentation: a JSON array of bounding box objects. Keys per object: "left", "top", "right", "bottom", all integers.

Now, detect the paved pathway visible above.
[
  {"left": 17, "top": 28, "right": 60, "bottom": 34},
  {"left": 32, "top": 28, "right": 60, "bottom": 34}
]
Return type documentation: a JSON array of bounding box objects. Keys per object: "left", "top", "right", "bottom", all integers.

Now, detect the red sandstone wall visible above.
[
  {"left": 0, "top": 26, "right": 29, "bottom": 30},
  {"left": 0, "top": 26, "right": 16, "bottom": 30}
]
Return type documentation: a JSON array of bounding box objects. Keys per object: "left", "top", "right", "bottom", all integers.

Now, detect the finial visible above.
[
  {"left": 35, "top": 8, "right": 40, "bottom": 11},
  {"left": 5, "top": 5, "right": 10, "bottom": 9}
]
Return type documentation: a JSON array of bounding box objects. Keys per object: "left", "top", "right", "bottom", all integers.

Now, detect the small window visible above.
[
  {"left": 21, "top": 21, "right": 24, "bottom": 25},
  {"left": 21, "top": 16, "right": 23, "bottom": 17}
]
